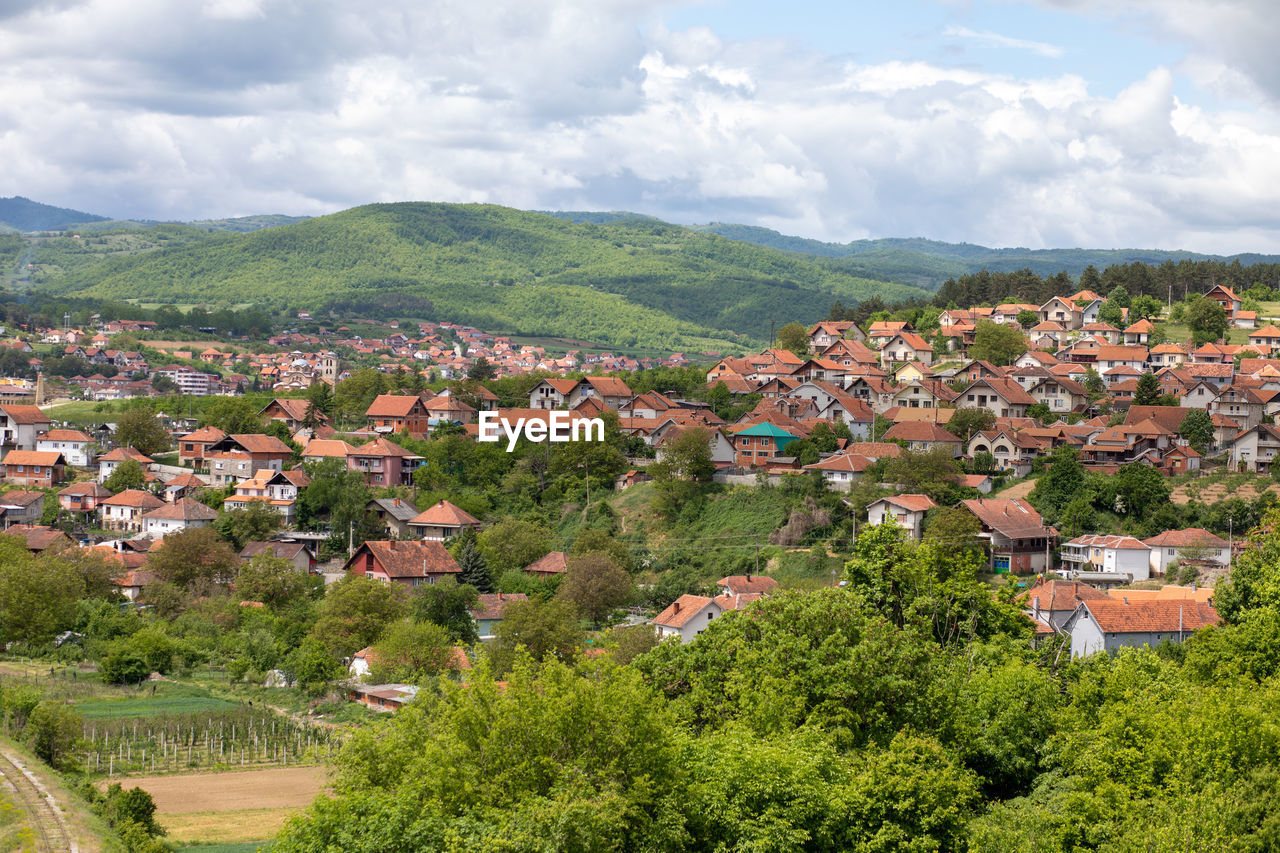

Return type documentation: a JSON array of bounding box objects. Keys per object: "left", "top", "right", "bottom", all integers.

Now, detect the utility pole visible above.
[
  {"left": 1228, "top": 515, "right": 1234, "bottom": 567},
  {"left": 348, "top": 520, "right": 354, "bottom": 557}
]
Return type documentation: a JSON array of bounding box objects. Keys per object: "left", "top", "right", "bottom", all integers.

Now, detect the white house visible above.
[
  {"left": 140, "top": 497, "right": 218, "bottom": 537},
  {"left": 1059, "top": 534, "right": 1152, "bottom": 581},
  {"left": 36, "top": 429, "right": 96, "bottom": 468},
  {"left": 1141, "top": 528, "right": 1231, "bottom": 576},
  {"left": 1064, "top": 598, "right": 1219, "bottom": 658},
  {"left": 652, "top": 594, "right": 724, "bottom": 644},
  {"left": 865, "top": 494, "right": 937, "bottom": 540}
]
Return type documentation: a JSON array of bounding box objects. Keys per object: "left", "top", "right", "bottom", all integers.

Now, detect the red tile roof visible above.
[
  {"left": 1142, "top": 528, "right": 1228, "bottom": 549},
  {"left": 881, "top": 421, "right": 962, "bottom": 443},
  {"left": 881, "top": 493, "right": 938, "bottom": 513},
  {"left": 142, "top": 497, "right": 218, "bottom": 521},
  {"left": 523, "top": 551, "right": 568, "bottom": 575},
  {"left": 718, "top": 575, "right": 779, "bottom": 595},
  {"left": 1077, "top": 599, "right": 1219, "bottom": 633},
  {"left": 470, "top": 592, "right": 529, "bottom": 621},
  {"left": 351, "top": 540, "right": 461, "bottom": 578},
  {"left": 1017, "top": 578, "right": 1108, "bottom": 611},
  {"left": 365, "top": 394, "right": 427, "bottom": 418},
  {"left": 100, "top": 489, "right": 165, "bottom": 509},
  {"left": 653, "top": 594, "right": 716, "bottom": 629},
  {"left": 410, "top": 500, "right": 480, "bottom": 527},
  {"left": 3, "top": 450, "right": 63, "bottom": 467},
  {"left": 0, "top": 405, "right": 50, "bottom": 425}
]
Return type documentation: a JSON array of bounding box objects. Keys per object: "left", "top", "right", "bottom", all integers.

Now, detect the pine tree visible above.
[{"left": 457, "top": 540, "right": 493, "bottom": 593}]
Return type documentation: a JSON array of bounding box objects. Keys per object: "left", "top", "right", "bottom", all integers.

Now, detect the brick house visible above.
[
  {"left": 959, "top": 498, "right": 1057, "bottom": 574},
  {"left": 205, "top": 434, "right": 294, "bottom": 485},
  {"left": 58, "top": 481, "right": 113, "bottom": 514},
  {"left": 365, "top": 394, "right": 433, "bottom": 434},
  {"left": 2, "top": 450, "right": 66, "bottom": 487},
  {"left": 177, "top": 426, "right": 228, "bottom": 467},
  {"left": 343, "top": 539, "right": 462, "bottom": 587}
]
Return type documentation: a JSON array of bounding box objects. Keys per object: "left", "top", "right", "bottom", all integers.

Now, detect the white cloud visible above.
[
  {"left": 1, "top": 0, "right": 1280, "bottom": 253},
  {"left": 943, "top": 25, "right": 1065, "bottom": 58}
]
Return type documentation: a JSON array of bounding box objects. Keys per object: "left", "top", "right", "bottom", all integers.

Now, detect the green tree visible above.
[
  {"left": 467, "top": 357, "right": 497, "bottom": 382},
  {"left": 113, "top": 407, "right": 171, "bottom": 455},
  {"left": 1016, "top": 309, "right": 1038, "bottom": 328},
  {"left": 1028, "top": 444, "right": 1087, "bottom": 520},
  {"left": 1179, "top": 407, "right": 1214, "bottom": 454},
  {"left": 215, "top": 500, "right": 282, "bottom": 549},
  {"left": 556, "top": 553, "right": 633, "bottom": 626},
  {"left": 235, "top": 554, "right": 318, "bottom": 610},
  {"left": 884, "top": 447, "right": 964, "bottom": 502},
  {"left": 101, "top": 783, "right": 165, "bottom": 840},
  {"left": 148, "top": 526, "right": 239, "bottom": 591},
  {"left": 969, "top": 321, "right": 1027, "bottom": 366},
  {"left": 775, "top": 321, "right": 810, "bottom": 356},
  {"left": 1098, "top": 300, "right": 1125, "bottom": 327},
  {"left": 200, "top": 397, "right": 263, "bottom": 434},
  {"left": 410, "top": 580, "right": 480, "bottom": 644},
  {"left": 454, "top": 538, "right": 493, "bottom": 593},
  {"left": 1187, "top": 298, "right": 1229, "bottom": 345},
  {"left": 369, "top": 620, "right": 460, "bottom": 685},
  {"left": 27, "top": 701, "right": 81, "bottom": 770},
  {"left": 1130, "top": 294, "right": 1163, "bottom": 322},
  {"left": 284, "top": 637, "right": 345, "bottom": 695},
  {"left": 0, "top": 536, "right": 83, "bottom": 644},
  {"left": 489, "top": 598, "right": 585, "bottom": 673},
  {"left": 948, "top": 407, "right": 995, "bottom": 442},
  {"left": 1111, "top": 463, "right": 1171, "bottom": 518},
  {"left": 477, "top": 518, "right": 552, "bottom": 575},
  {"left": 1082, "top": 366, "right": 1105, "bottom": 397},
  {"left": 103, "top": 458, "right": 147, "bottom": 492},
  {"left": 1132, "top": 372, "right": 1163, "bottom": 406},
  {"left": 1107, "top": 285, "right": 1131, "bottom": 308},
  {"left": 305, "top": 380, "right": 335, "bottom": 417},
  {"left": 309, "top": 575, "right": 409, "bottom": 657}
]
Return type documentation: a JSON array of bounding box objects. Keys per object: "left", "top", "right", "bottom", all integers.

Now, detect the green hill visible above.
[
  {"left": 38, "top": 202, "right": 930, "bottom": 350},
  {"left": 694, "top": 223, "right": 1280, "bottom": 289},
  {"left": 0, "top": 196, "right": 109, "bottom": 231}
]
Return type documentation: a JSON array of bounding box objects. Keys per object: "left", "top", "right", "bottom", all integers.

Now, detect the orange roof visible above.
[
  {"left": 1076, "top": 599, "right": 1218, "bottom": 633},
  {"left": 99, "top": 447, "right": 153, "bottom": 463},
  {"left": 365, "top": 394, "right": 426, "bottom": 418},
  {"left": 523, "top": 551, "right": 568, "bottom": 575},
  {"left": 0, "top": 405, "right": 50, "bottom": 425},
  {"left": 653, "top": 594, "right": 716, "bottom": 629},
  {"left": 1017, "top": 578, "right": 1107, "bottom": 611},
  {"left": 470, "top": 592, "right": 529, "bottom": 621},
  {"left": 302, "top": 438, "right": 357, "bottom": 458},
  {"left": 351, "top": 437, "right": 420, "bottom": 458},
  {"left": 349, "top": 540, "right": 460, "bottom": 578},
  {"left": 101, "top": 489, "right": 165, "bottom": 509},
  {"left": 39, "top": 429, "right": 92, "bottom": 442},
  {"left": 2, "top": 450, "right": 63, "bottom": 466},
  {"left": 410, "top": 500, "right": 480, "bottom": 527},
  {"left": 179, "top": 426, "right": 228, "bottom": 443},
  {"left": 1143, "top": 528, "right": 1228, "bottom": 549},
  {"left": 881, "top": 422, "right": 961, "bottom": 443},
  {"left": 142, "top": 497, "right": 218, "bottom": 521},
  {"left": 880, "top": 493, "right": 937, "bottom": 513},
  {"left": 718, "top": 575, "right": 779, "bottom": 595}
]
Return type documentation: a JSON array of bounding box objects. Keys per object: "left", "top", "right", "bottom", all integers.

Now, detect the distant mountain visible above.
[
  {"left": 692, "top": 223, "right": 1280, "bottom": 289},
  {"left": 37, "top": 202, "right": 931, "bottom": 350},
  {"left": 0, "top": 196, "right": 109, "bottom": 232},
  {"left": 186, "top": 214, "right": 311, "bottom": 232}
]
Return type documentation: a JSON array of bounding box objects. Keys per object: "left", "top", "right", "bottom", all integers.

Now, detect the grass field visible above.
[
  {"left": 176, "top": 844, "right": 266, "bottom": 853},
  {"left": 76, "top": 695, "right": 240, "bottom": 719},
  {"left": 41, "top": 400, "right": 112, "bottom": 425}
]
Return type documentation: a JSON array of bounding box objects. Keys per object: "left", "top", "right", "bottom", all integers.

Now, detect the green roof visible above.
[{"left": 737, "top": 422, "right": 797, "bottom": 438}]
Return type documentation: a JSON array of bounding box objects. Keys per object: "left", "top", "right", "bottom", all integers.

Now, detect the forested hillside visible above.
[
  {"left": 0, "top": 195, "right": 108, "bottom": 231},
  {"left": 37, "top": 203, "right": 929, "bottom": 349},
  {"left": 698, "top": 222, "right": 1280, "bottom": 289}
]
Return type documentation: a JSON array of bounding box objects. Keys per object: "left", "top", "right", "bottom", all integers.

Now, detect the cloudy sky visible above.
[{"left": 3, "top": 0, "right": 1279, "bottom": 252}]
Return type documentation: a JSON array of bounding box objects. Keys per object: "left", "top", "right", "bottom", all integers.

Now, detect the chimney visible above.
[
  {"left": 389, "top": 541, "right": 397, "bottom": 551},
  {"left": 673, "top": 601, "right": 680, "bottom": 614},
  {"left": 394, "top": 499, "right": 399, "bottom": 507},
  {"left": 1123, "top": 596, "right": 1128, "bottom": 605}
]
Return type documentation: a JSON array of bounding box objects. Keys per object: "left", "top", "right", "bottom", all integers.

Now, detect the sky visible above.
[{"left": 3, "top": 0, "right": 1280, "bottom": 252}]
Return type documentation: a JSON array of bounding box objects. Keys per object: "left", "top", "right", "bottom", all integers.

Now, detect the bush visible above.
[
  {"left": 99, "top": 649, "right": 151, "bottom": 685},
  {"left": 26, "top": 701, "right": 81, "bottom": 770}
]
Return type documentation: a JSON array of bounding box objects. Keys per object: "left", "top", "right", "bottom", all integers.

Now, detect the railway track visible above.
[{"left": 0, "top": 748, "right": 76, "bottom": 853}]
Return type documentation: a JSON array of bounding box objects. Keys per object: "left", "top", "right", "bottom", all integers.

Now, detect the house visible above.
[
  {"left": 528, "top": 378, "right": 580, "bottom": 410},
  {"left": 471, "top": 592, "right": 529, "bottom": 639},
  {"left": 881, "top": 421, "right": 963, "bottom": 455},
  {"left": 99, "top": 489, "right": 166, "bottom": 533},
  {"left": 1064, "top": 598, "right": 1219, "bottom": 657},
  {"left": 1204, "top": 285, "right": 1242, "bottom": 321},
  {"left": 301, "top": 438, "right": 357, "bottom": 464},
  {"left": 955, "top": 378, "right": 1035, "bottom": 419},
  {"left": 97, "top": 447, "right": 154, "bottom": 484},
  {"left": 222, "top": 469, "right": 309, "bottom": 523},
  {"left": 652, "top": 594, "right": 724, "bottom": 643},
  {"left": 802, "top": 450, "right": 877, "bottom": 490},
  {"left": 960, "top": 498, "right": 1057, "bottom": 574},
  {"left": 1027, "top": 376, "right": 1089, "bottom": 414},
  {"left": 717, "top": 575, "right": 779, "bottom": 596},
  {"left": 1018, "top": 578, "right": 1108, "bottom": 632},
  {"left": 239, "top": 541, "right": 318, "bottom": 574},
  {"left": 347, "top": 437, "right": 422, "bottom": 487},
  {"left": 523, "top": 551, "right": 568, "bottom": 579},
  {"left": 1142, "top": 528, "right": 1231, "bottom": 576},
  {"left": 1059, "top": 534, "right": 1152, "bottom": 581},
  {"left": 1039, "top": 296, "right": 1082, "bottom": 330},
  {"left": 6, "top": 524, "right": 72, "bottom": 554},
  {"left": 140, "top": 497, "right": 218, "bottom": 537},
  {"left": 260, "top": 397, "right": 328, "bottom": 431},
  {"left": 0, "top": 404, "right": 51, "bottom": 453},
  {"left": 176, "top": 426, "right": 228, "bottom": 468},
  {"left": 1123, "top": 319, "right": 1154, "bottom": 346},
  {"left": 965, "top": 429, "right": 1044, "bottom": 476},
  {"left": 808, "top": 321, "right": 861, "bottom": 351},
  {"left": 407, "top": 500, "right": 482, "bottom": 541},
  {"left": 731, "top": 422, "right": 801, "bottom": 467},
  {"left": 36, "top": 429, "right": 95, "bottom": 467},
  {"left": 205, "top": 434, "right": 294, "bottom": 485},
  {"left": 112, "top": 569, "right": 158, "bottom": 603},
  {"left": 866, "top": 494, "right": 937, "bottom": 540},
  {"left": 160, "top": 472, "right": 208, "bottom": 503},
  {"left": 879, "top": 332, "right": 934, "bottom": 368},
  {"left": 1225, "top": 423, "right": 1280, "bottom": 473},
  {"left": 569, "top": 376, "right": 633, "bottom": 410},
  {"left": 2, "top": 450, "right": 65, "bottom": 487},
  {"left": 343, "top": 539, "right": 462, "bottom": 587},
  {"left": 346, "top": 681, "right": 419, "bottom": 712},
  {"left": 57, "top": 481, "right": 112, "bottom": 514},
  {"left": 0, "top": 490, "right": 45, "bottom": 527},
  {"left": 367, "top": 498, "right": 420, "bottom": 538},
  {"left": 365, "top": 394, "right": 433, "bottom": 434}
]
